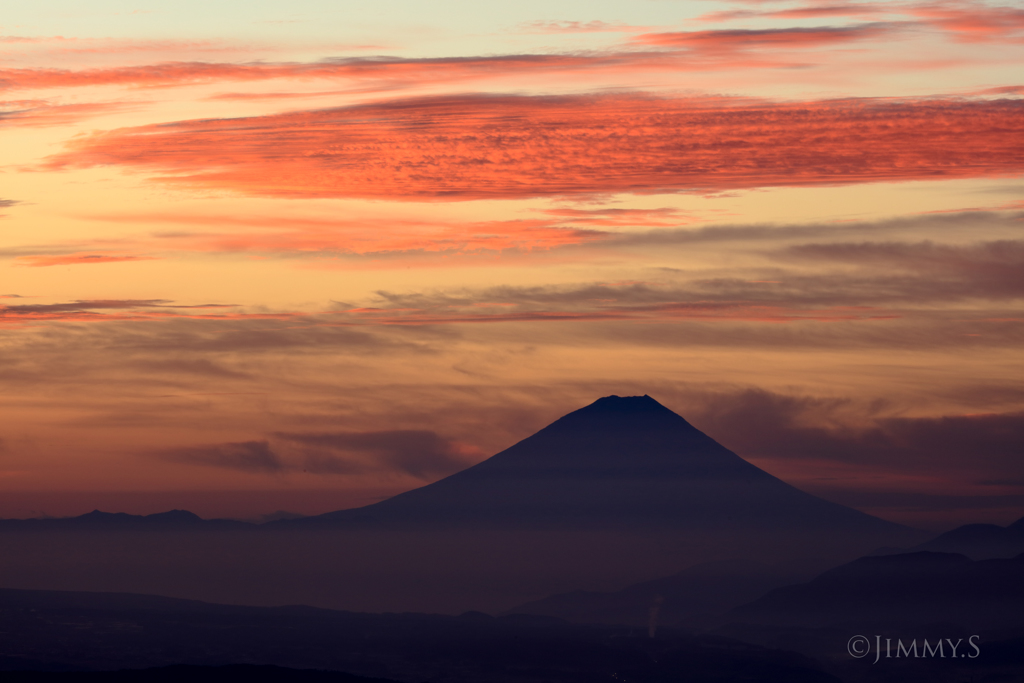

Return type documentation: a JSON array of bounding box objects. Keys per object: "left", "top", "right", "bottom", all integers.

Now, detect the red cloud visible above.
[{"left": 47, "top": 93, "right": 1024, "bottom": 201}]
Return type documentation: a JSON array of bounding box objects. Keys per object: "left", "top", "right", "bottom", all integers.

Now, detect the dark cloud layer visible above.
[
  {"left": 150, "top": 430, "right": 474, "bottom": 480},
  {"left": 278, "top": 430, "right": 474, "bottom": 479},
  {"left": 632, "top": 23, "right": 899, "bottom": 50},
  {"left": 605, "top": 211, "right": 1024, "bottom": 247},
  {"left": 689, "top": 388, "right": 1024, "bottom": 484},
  {"left": 157, "top": 440, "right": 285, "bottom": 473}
]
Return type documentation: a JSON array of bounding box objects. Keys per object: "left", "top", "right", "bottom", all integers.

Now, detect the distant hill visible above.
[
  {"left": 729, "top": 551, "right": 1024, "bottom": 630},
  {"left": 0, "top": 510, "right": 251, "bottom": 531},
  {"left": 908, "top": 517, "right": 1024, "bottom": 559}
]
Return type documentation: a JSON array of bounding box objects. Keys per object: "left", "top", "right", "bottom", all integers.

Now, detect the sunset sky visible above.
[{"left": 1, "top": 0, "right": 1022, "bottom": 529}]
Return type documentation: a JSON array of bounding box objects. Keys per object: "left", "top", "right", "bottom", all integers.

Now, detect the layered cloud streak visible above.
[{"left": 47, "top": 94, "right": 1024, "bottom": 201}]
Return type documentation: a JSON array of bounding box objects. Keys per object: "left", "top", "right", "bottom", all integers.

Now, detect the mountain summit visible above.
[{"left": 299, "top": 395, "right": 917, "bottom": 547}]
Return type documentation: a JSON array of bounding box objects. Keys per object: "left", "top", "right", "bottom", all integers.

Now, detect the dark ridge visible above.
[
  {"left": 913, "top": 516, "right": 1024, "bottom": 559},
  {"left": 0, "top": 509, "right": 252, "bottom": 530},
  {"left": 0, "top": 664, "right": 396, "bottom": 682},
  {"left": 1006, "top": 515, "right": 1024, "bottom": 533},
  {"left": 729, "top": 550, "right": 1024, "bottom": 629},
  {"left": 505, "top": 558, "right": 808, "bottom": 628},
  {"left": 0, "top": 587, "right": 841, "bottom": 683}
]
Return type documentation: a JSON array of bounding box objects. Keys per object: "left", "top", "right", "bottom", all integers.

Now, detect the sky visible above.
[{"left": 1, "top": 0, "right": 1022, "bottom": 529}]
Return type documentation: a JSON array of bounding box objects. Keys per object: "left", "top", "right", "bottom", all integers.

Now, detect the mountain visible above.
[
  {"left": 0, "top": 395, "right": 925, "bottom": 614},
  {"left": 909, "top": 517, "right": 1024, "bottom": 559},
  {"left": 290, "top": 395, "right": 918, "bottom": 541}
]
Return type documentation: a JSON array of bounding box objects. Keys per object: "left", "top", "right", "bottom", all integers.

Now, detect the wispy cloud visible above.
[
  {"left": 0, "top": 299, "right": 285, "bottom": 325},
  {"left": 0, "top": 199, "right": 19, "bottom": 218},
  {"left": 150, "top": 431, "right": 477, "bottom": 478},
  {"left": 156, "top": 440, "right": 285, "bottom": 473},
  {"left": 60, "top": 207, "right": 692, "bottom": 259},
  {"left": 694, "top": 1, "right": 1024, "bottom": 44},
  {"left": 1, "top": 99, "right": 140, "bottom": 127},
  {"left": 0, "top": 52, "right": 681, "bottom": 93},
  {"left": 673, "top": 386, "right": 1024, "bottom": 525},
  {"left": 15, "top": 253, "right": 158, "bottom": 267},
  {"left": 696, "top": 5, "right": 891, "bottom": 22},
  {"left": 690, "top": 387, "right": 1024, "bottom": 485},
  {"left": 906, "top": 2, "right": 1024, "bottom": 43},
  {"left": 631, "top": 23, "right": 900, "bottom": 51},
  {"left": 277, "top": 430, "right": 479, "bottom": 479},
  {"left": 514, "top": 20, "right": 644, "bottom": 34},
  {"left": 45, "top": 93, "right": 1024, "bottom": 201}
]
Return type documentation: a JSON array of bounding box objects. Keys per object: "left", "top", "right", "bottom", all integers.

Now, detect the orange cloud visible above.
[
  {"left": 0, "top": 207, "right": 698, "bottom": 273},
  {"left": 47, "top": 93, "right": 1024, "bottom": 201},
  {"left": 15, "top": 253, "right": 158, "bottom": 267},
  {"left": 75, "top": 211, "right": 606, "bottom": 256},
  {"left": 536, "top": 207, "right": 695, "bottom": 228},
  {"left": 161, "top": 220, "right": 596, "bottom": 255},
  {"left": 0, "top": 99, "right": 136, "bottom": 126},
  {"left": 0, "top": 299, "right": 292, "bottom": 326}
]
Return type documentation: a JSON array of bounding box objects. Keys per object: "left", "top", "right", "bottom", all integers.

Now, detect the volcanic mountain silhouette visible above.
[
  {"left": 294, "top": 395, "right": 915, "bottom": 541},
  {"left": 0, "top": 395, "right": 925, "bottom": 614}
]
